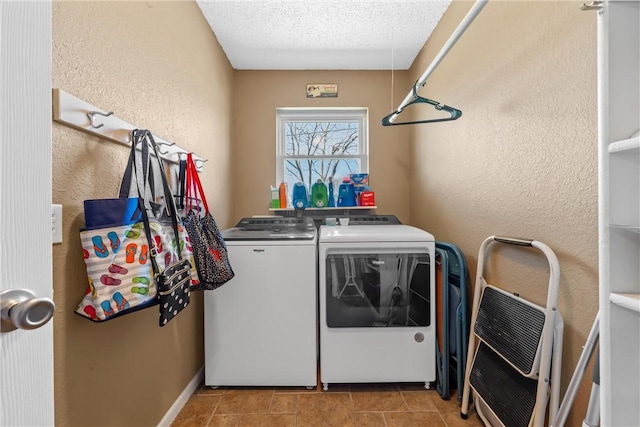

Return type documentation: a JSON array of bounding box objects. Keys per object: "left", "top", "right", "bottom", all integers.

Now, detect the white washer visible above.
[
  {"left": 318, "top": 218, "right": 436, "bottom": 391},
  {"left": 204, "top": 217, "right": 317, "bottom": 388}
]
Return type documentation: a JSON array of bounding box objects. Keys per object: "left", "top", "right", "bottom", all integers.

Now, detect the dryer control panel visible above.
[{"left": 321, "top": 215, "right": 402, "bottom": 226}]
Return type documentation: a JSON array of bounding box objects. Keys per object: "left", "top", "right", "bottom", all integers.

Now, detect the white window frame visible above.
[{"left": 276, "top": 107, "right": 369, "bottom": 184}]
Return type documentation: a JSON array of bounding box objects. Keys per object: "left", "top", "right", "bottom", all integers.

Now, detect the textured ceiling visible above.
[{"left": 196, "top": 0, "right": 451, "bottom": 70}]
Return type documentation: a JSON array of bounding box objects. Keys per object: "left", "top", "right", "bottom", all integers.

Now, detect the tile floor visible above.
[{"left": 171, "top": 381, "right": 483, "bottom": 427}]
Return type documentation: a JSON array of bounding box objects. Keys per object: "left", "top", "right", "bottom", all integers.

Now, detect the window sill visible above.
[{"left": 269, "top": 206, "right": 377, "bottom": 212}]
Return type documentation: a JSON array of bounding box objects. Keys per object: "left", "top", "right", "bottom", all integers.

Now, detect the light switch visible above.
[{"left": 52, "top": 204, "right": 63, "bottom": 244}]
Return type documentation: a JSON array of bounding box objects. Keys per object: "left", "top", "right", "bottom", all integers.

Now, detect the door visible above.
[{"left": 0, "top": 1, "right": 54, "bottom": 426}]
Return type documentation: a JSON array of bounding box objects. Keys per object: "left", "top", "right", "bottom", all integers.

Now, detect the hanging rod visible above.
[
  {"left": 52, "top": 88, "right": 206, "bottom": 172},
  {"left": 383, "top": 0, "right": 489, "bottom": 125}
]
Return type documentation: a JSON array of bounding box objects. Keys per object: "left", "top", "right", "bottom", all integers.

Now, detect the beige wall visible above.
[
  {"left": 51, "top": 0, "right": 600, "bottom": 425},
  {"left": 232, "top": 70, "right": 412, "bottom": 223},
  {"left": 409, "top": 1, "right": 598, "bottom": 424},
  {"left": 52, "top": 1, "right": 233, "bottom": 426}
]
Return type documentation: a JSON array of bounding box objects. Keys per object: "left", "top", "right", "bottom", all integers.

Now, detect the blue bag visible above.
[
  {"left": 82, "top": 147, "right": 153, "bottom": 228},
  {"left": 83, "top": 197, "right": 141, "bottom": 228}
]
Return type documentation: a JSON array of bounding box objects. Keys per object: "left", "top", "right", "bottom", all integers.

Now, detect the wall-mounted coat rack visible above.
[{"left": 52, "top": 88, "right": 207, "bottom": 172}]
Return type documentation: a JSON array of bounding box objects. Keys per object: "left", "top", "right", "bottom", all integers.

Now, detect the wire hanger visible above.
[{"left": 381, "top": 81, "right": 462, "bottom": 126}]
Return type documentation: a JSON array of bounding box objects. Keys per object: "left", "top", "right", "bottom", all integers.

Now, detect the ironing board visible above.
[{"left": 435, "top": 241, "right": 470, "bottom": 403}]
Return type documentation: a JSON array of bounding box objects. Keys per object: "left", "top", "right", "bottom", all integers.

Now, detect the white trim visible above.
[
  {"left": 275, "top": 107, "right": 369, "bottom": 184},
  {"left": 157, "top": 366, "right": 205, "bottom": 427},
  {"left": 52, "top": 89, "right": 206, "bottom": 171}
]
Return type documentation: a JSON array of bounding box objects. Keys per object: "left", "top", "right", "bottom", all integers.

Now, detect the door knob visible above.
[{"left": 1, "top": 289, "right": 55, "bottom": 332}]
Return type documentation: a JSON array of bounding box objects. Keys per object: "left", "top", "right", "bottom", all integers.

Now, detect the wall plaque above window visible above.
[{"left": 306, "top": 84, "right": 338, "bottom": 98}]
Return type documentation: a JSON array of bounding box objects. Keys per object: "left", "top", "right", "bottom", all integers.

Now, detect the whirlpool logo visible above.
[
  {"left": 371, "top": 260, "right": 385, "bottom": 266},
  {"left": 253, "top": 248, "right": 266, "bottom": 253}
]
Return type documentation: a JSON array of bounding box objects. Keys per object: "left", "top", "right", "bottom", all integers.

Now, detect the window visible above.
[{"left": 276, "top": 108, "right": 368, "bottom": 195}]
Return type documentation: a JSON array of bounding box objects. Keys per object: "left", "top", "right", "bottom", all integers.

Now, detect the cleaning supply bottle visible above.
[
  {"left": 337, "top": 177, "right": 357, "bottom": 207},
  {"left": 270, "top": 186, "right": 279, "bottom": 208},
  {"left": 292, "top": 182, "right": 308, "bottom": 209},
  {"left": 327, "top": 177, "right": 335, "bottom": 207},
  {"left": 279, "top": 181, "right": 288, "bottom": 208},
  {"left": 311, "top": 179, "right": 329, "bottom": 207}
]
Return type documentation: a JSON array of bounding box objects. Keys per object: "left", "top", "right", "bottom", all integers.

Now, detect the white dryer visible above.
[
  {"left": 318, "top": 216, "right": 435, "bottom": 391},
  {"left": 204, "top": 217, "right": 317, "bottom": 388}
]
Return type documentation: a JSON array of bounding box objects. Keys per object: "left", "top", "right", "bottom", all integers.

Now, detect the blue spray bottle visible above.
[{"left": 328, "top": 177, "right": 336, "bottom": 207}]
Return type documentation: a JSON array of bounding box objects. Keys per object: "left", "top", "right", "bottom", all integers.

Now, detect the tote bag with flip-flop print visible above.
[
  {"left": 75, "top": 133, "right": 199, "bottom": 322},
  {"left": 76, "top": 219, "right": 197, "bottom": 321}
]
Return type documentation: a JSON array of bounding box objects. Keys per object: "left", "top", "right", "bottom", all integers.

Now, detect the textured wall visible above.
[
  {"left": 52, "top": 1, "right": 233, "bottom": 425},
  {"left": 232, "top": 70, "right": 412, "bottom": 223},
  {"left": 408, "top": 1, "right": 598, "bottom": 424},
  {"left": 51, "top": 1, "right": 599, "bottom": 425}
]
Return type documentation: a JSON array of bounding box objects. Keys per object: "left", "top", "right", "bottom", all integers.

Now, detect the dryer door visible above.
[{"left": 324, "top": 252, "right": 431, "bottom": 328}]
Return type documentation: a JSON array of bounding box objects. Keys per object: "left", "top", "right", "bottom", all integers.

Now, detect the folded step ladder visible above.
[{"left": 461, "top": 236, "right": 564, "bottom": 427}]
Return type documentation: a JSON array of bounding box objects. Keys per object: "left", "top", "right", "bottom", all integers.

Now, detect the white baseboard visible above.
[{"left": 158, "top": 365, "right": 205, "bottom": 427}]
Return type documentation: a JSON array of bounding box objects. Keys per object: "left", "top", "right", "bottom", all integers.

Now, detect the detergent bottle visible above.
[
  {"left": 311, "top": 179, "right": 329, "bottom": 207},
  {"left": 270, "top": 186, "right": 280, "bottom": 208},
  {"left": 278, "top": 181, "right": 288, "bottom": 208},
  {"left": 337, "top": 177, "right": 357, "bottom": 207},
  {"left": 327, "top": 177, "right": 336, "bottom": 207},
  {"left": 291, "top": 182, "right": 308, "bottom": 209}
]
